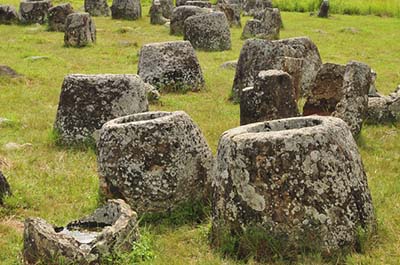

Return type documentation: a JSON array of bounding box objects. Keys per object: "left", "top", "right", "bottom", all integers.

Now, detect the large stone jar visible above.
[
  {"left": 211, "top": 116, "right": 375, "bottom": 258},
  {"left": 97, "top": 111, "right": 214, "bottom": 213}
]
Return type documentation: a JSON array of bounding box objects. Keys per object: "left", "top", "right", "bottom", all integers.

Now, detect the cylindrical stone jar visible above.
[
  {"left": 97, "top": 111, "right": 214, "bottom": 213},
  {"left": 211, "top": 116, "right": 375, "bottom": 257}
]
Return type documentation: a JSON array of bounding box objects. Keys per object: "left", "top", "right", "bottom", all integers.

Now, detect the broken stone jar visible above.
[
  {"left": 97, "top": 111, "right": 214, "bottom": 214},
  {"left": 23, "top": 199, "right": 139, "bottom": 264},
  {"left": 211, "top": 116, "right": 375, "bottom": 258}
]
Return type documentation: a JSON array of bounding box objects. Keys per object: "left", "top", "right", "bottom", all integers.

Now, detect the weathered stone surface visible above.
[
  {"left": 97, "top": 111, "right": 214, "bottom": 213},
  {"left": 220, "top": 60, "right": 237, "bottom": 70},
  {"left": 19, "top": 0, "right": 51, "bottom": 24},
  {"left": 240, "top": 70, "right": 298, "bottom": 125},
  {"left": 111, "top": 0, "right": 141, "bottom": 20},
  {"left": 64, "top": 12, "right": 96, "bottom": 47},
  {"left": 170, "top": 5, "right": 209, "bottom": 35},
  {"left": 318, "top": 0, "right": 329, "bottom": 18},
  {"left": 0, "top": 65, "right": 21, "bottom": 77},
  {"left": 23, "top": 199, "right": 139, "bottom": 264},
  {"left": 232, "top": 37, "right": 322, "bottom": 101},
  {"left": 332, "top": 61, "right": 372, "bottom": 136},
  {"left": 215, "top": 2, "right": 241, "bottom": 27},
  {"left": 368, "top": 69, "right": 379, "bottom": 97},
  {"left": 366, "top": 88, "right": 400, "bottom": 124},
  {"left": 0, "top": 4, "right": 19, "bottom": 24},
  {"left": 0, "top": 171, "right": 11, "bottom": 205},
  {"left": 85, "top": 0, "right": 110, "bottom": 16},
  {"left": 211, "top": 116, "right": 375, "bottom": 258},
  {"left": 144, "top": 82, "right": 161, "bottom": 102},
  {"left": 48, "top": 3, "right": 74, "bottom": 32},
  {"left": 184, "top": 12, "right": 231, "bottom": 51},
  {"left": 54, "top": 74, "right": 148, "bottom": 145},
  {"left": 151, "top": 0, "right": 173, "bottom": 19},
  {"left": 137, "top": 41, "right": 204, "bottom": 91},
  {"left": 241, "top": 8, "right": 282, "bottom": 40},
  {"left": 242, "top": 0, "right": 272, "bottom": 16},
  {"left": 150, "top": 0, "right": 168, "bottom": 25},
  {"left": 186, "top": 1, "right": 211, "bottom": 8},
  {"left": 303, "top": 63, "right": 346, "bottom": 116}
]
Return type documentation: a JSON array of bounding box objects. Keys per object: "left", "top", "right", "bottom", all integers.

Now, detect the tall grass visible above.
[{"left": 274, "top": 0, "right": 400, "bottom": 17}]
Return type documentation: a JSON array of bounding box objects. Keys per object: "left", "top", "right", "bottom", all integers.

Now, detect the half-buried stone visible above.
[
  {"left": 64, "top": 12, "right": 96, "bottom": 47},
  {"left": 97, "top": 111, "right": 214, "bottom": 214},
  {"left": 0, "top": 4, "right": 19, "bottom": 24},
  {"left": 23, "top": 199, "right": 139, "bottom": 264},
  {"left": 241, "top": 7, "right": 282, "bottom": 40},
  {"left": 19, "top": 0, "right": 52, "bottom": 24},
  {"left": 211, "top": 116, "right": 376, "bottom": 259},
  {"left": 183, "top": 12, "right": 231, "bottom": 51},
  {"left": 137, "top": 41, "right": 204, "bottom": 92},
  {"left": 111, "top": 0, "right": 141, "bottom": 20},
  {"left": 0, "top": 171, "right": 11, "bottom": 205},
  {"left": 54, "top": 74, "right": 148, "bottom": 145}
]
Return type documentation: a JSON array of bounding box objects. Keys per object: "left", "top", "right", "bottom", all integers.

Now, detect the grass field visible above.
[
  {"left": 1, "top": 1, "right": 400, "bottom": 264},
  {"left": 274, "top": 0, "right": 400, "bottom": 18}
]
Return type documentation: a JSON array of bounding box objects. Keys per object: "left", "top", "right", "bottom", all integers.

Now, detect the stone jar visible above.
[
  {"left": 48, "top": 3, "right": 74, "bottom": 32},
  {"left": 97, "top": 111, "right": 214, "bottom": 214},
  {"left": 23, "top": 199, "right": 139, "bottom": 264},
  {"left": 64, "top": 12, "right": 96, "bottom": 47},
  {"left": 19, "top": 0, "right": 51, "bottom": 24},
  {"left": 211, "top": 116, "right": 375, "bottom": 257}
]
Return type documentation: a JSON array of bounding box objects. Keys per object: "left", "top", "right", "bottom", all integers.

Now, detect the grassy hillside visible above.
[{"left": 0, "top": 1, "right": 400, "bottom": 264}]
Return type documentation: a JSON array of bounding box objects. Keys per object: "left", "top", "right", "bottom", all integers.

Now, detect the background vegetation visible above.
[{"left": 0, "top": 0, "right": 399, "bottom": 264}]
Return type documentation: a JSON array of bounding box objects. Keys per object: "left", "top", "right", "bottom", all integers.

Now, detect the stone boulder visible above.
[
  {"left": 303, "top": 63, "right": 346, "bottom": 116},
  {"left": 48, "top": 3, "right": 74, "bottom": 32},
  {"left": 23, "top": 199, "right": 139, "bottom": 264},
  {"left": 137, "top": 41, "right": 204, "bottom": 91},
  {"left": 0, "top": 4, "right": 19, "bottom": 24},
  {"left": 64, "top": 12, "right": 96, "bottom": 47},
  {"left": 151, "top": 0, "right": 173, "bottom": 19},
  {"left": 318, "top": 0, "right": 329, "bottom": 18},
  {"left": 366, "top": 88, "right": 400, "bottom": 124},
  {"left": 215, "top": 2, "right": 241, "bottom": 27},
  {"left": 241, "top": 8, "right": 282, "bottom": 40},
  {"left": 0, "top": 65, "right": 21, "bottom": 77},
  {"left": 240, "top": 70, "right": 298, "bottom": 125},
  {"left": 54, "top": 74, "right": 148, "bottom": 145},
  {"left": 184, "top": 12, "right": 231, "bottom": 51},
  {"left": 232, "top": 37, "right": 322, "bottom": 101},
  {"left": 19, "top": 0, "right": 51, "bottom": 24},
  {"left": 211, "top": 116, "right": 375, "bottom": 259},
  {"left": 332, "top": 61, "right": 372, "bottom": 136},
  {"left": 84, "top": 0, "right": 110, "bottom": 16},
  {"left": 0, "top": 171, "right": 11, "bottom": 205},
  {"left": 97, "top": 111, "right": 214, "bottom": 213},
  {"left": 170, "top": 5, "right": 209, "bottom": 36},
  {"left": 242, "top": 0, "right": 272, "bottom": 16},
  {"left": 186, "top": 1, "right": 212, "bottom": 8},
  {"left": 150, "top": 0, "right": 168, "bottom": 25},
  {"left": 111, "top": 0, "right": 141, "bottom": 20}
]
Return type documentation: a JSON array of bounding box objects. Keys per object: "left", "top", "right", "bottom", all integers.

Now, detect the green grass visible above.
[
  {"left": 1, "top": 2, "right": 400, "bottom": 264},
  {"left": 274, "top": 0, "right": 400, "bottom": 18}
]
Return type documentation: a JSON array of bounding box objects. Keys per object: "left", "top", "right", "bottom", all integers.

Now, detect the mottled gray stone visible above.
[
  {"left": 111, "top": 0, "right": 141, "bottom": 20},
  {"left": 19, "top": 0, "right": 51, "bottom": 24},
  {"left": 303, "top": 63, "right": 346, "bottom": 116},
  {"left": 85, "top": 0, "right": 110, "bottom": 16},
  {"left": 137, "top": 41, "right": 204, "bottom": 91},
  {"left": 368, "top": 69, "right": 379, "bottom": 97},
  {"left": 170, "top": 5, "right": 209, "bottom": 36},
  {"left": 242, "top": 0, "right": 271, "bottom": 16},
  {"left": 211, "top": 116, "right": 375, "bottom": 257},
  {"left": 97, "top": 111, "right": 214, "bottom": 213},
  {"left": 0, "top": 65, "right": 21, "bottom": 77},
  {"left": 240, "top": 70, "right": 298, "bottom": 125},
  {"left": 184, "top": 12, "right": 231, "bottom": 51},
  {"left": 186, "top": 1, "right": 211, "bottom": 8},
  {"left": 23, "top": 199, "right": 139, "bottom": 264},
  {"left": 242, "top": 8, "right": 282, "bottom": 40},
  {"left": 48, "top": 3, "right": 74, "bottom": 32},
  {"left": 64, "top": 12, "right": 96, "bottom": 47},
  {"left": 366, "top": 88, "right": 400, "bottom": 124},
  {"left": 215, "top": 2, "right": 241, "bottom": 27},
  {"left": 220, "top": 60, "right": 237, "bottom": 70},
  {"left": 144, "top": 82, "right": 161, "bottom": 102},
  {"left": 0, "top": 171, "right": 11, "bottom": 205},
  {"left": 150, "top": 0, "right": 168, "bottom": 25},
  {"left": 232, "top": 37, "right": 322, "bottom": 101},
  {"left": 318, "top": 0, "right": 329, "bottom": 18},
  {"left": 151, "top": 0, "right": 173, "bottom": 19},
  {"left": 332, "top": 61, "right": 372, "bottom": 136},
  {"left": 0, "top": 4, "right": 19, "bottom": 24},
  {"left": 54, "top": 74, "right": 148, "bottom": 145}
]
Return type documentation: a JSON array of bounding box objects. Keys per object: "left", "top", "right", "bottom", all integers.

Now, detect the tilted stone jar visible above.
[{"left": 97, "top": 111, "right": 214, "bottom": 214}]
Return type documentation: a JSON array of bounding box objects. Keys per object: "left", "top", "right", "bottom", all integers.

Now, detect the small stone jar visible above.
[
  {"left": 211, "top": 116, "right": 375, "bottom": 257},
  {"left": 97, "top": 111, "right": 214, "bottom": 213}
]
